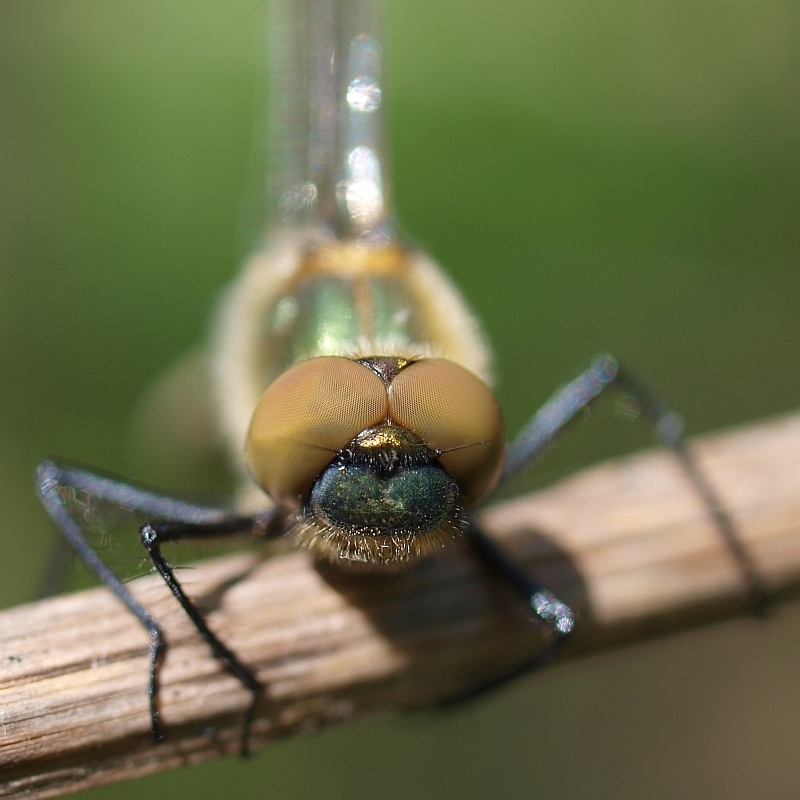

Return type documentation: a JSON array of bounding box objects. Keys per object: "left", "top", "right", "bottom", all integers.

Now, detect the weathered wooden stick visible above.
[{"left": 1, "top": 412, "right": 799, "bottom": 798}]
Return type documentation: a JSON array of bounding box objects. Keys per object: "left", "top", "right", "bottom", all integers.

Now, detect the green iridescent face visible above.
[
  {"left": 308, "top": 431, "right": 459, "bottom": 538},
  {"left": 295, "top": 424, "right": 466, "bottom": 568}
]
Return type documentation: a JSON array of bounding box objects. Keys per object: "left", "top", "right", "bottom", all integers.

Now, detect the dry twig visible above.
[{"left": 1, "top": 412, "right": 799, "bottom": 798}]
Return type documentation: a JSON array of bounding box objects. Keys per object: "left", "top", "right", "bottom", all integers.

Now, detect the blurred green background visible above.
[{"left": 1, "top": 1, "right": 799, "bottom": 798}]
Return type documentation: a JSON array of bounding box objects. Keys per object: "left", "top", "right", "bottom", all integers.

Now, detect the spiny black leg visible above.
[
  {"left": 37, "top": 461, "right": 169, "bottom": 741},
  {"left": 495, "top": 354, "right": 767, "bottom": 613},
  {"left": 148, "top": 629, "right": 167, "bottom": 743},
  {"left": 612, "top": 365, "right": 768, "bottom": 614},
  {"left": 140, "top": 518, "right": 266, "bottom": 756},
  {"left": 439, "top": 519, "right": 574, "bottom": 705},
  {"left": 35, "top": 459, "right": 277, "bottom": 749},
  {"left": 37, "top": 459, "right": 239, "bottom": 524},
  {"left": 497, "top": 354, "right": 620, "bottom": 483},
  {"left": 465, "top": 521, "right": 575, "bottom": 642}
]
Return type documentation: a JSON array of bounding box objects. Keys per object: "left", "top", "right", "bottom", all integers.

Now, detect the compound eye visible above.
[
  {"left": 388, "top": 359, "right": 504, "bottom": 506},
  {"left": 246, "top": 357, "right": 388, "bottom": 509}
]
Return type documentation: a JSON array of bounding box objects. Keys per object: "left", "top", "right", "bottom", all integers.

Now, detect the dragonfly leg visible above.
[
  {"left": 35, "top": 459, "right": 275, "bottom": 751},
  {"left": 496, "top": 353, "right": 767, "bottom": 613},
  {"left": 139, "top": 517, "right": 268, "bottom": 756},
  {"left": 465, "top": 518, "right": 574, "bottom": 636},
  {"left": 433, "top": 514, "right": 572, "bottom": 708}
]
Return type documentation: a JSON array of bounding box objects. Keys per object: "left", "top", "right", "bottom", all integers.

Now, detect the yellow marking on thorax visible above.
[{"left": 299, "top": 242, "right": 411, "bottom": 277}]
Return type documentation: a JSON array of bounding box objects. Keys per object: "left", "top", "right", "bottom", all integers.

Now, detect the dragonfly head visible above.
[{"left": 245, "top": 355, "right": 504, "bottom": 569}]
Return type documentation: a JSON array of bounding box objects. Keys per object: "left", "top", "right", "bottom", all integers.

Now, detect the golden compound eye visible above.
[
  {"left": 388, "top": 359, "right": 504, "bottom": 506},
  {"left": 246, "top": 357, "right": 388, "bottom": 509}
]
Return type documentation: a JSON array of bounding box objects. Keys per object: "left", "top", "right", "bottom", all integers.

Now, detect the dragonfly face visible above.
[
  {"left": 222, "top": 241, "right": 505, "bottom": 568},
  {"left": 246, "top": 350, "right": 504, "bottom": 566}
]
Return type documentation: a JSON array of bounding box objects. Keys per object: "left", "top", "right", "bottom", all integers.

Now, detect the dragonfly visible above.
[{"left": 36, "top": 0, "right": 764, "bottom": 756}]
